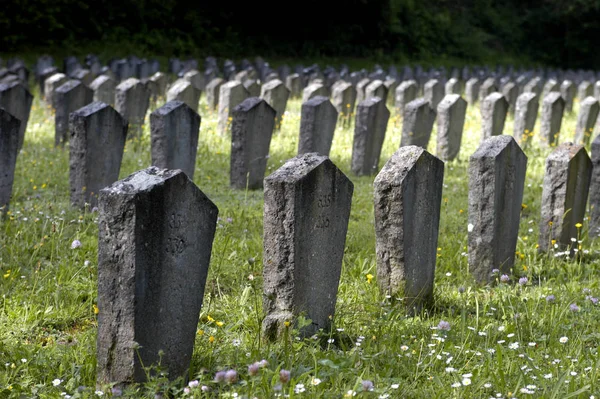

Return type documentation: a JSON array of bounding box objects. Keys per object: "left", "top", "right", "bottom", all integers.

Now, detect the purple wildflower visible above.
[
  {"left": 570, "top": 303, "right": 580, "bottom": 312},
  {"left": 438, "top": 320, "right": 451, "bottom": 331},
  {"left": 518, "top": 277, "right": 528, "bottom": 286},
  {"left": 362, "top": 380, "right": 374, "bottom": 391},
  {"left": 225, "top": 369, "right": 238, "bottom": 383},
  {"left": 248, "top": 362, "right": 260, "bottom": 376},
  {"left": 279, "top": 369, "right": 291, "bottom": 384},
  {"left": 214, "top": 370, "right": 226, "bottom": 383},
  {"left": 546, "top": 294, "right": 556, "bottom": 303},
  {"left": 500, "top": 274, "right": 510, "bottom": 283}
]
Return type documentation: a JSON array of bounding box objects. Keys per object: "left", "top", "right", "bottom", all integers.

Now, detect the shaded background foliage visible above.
[{"left": 1, "top": 0, "right": 600, "bottom": 68}]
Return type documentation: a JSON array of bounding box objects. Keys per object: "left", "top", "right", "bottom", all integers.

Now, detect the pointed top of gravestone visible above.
[
  {"left": 375, "top": 146, "right": 442, "bottom": 186},
  {"left": 89, "top": 75, "right": 114, "bottom": 91},
  {"left": 101, "top": 166, "right": 183, "bottom": 195},
  {"left": 262, "top": 79, "right": 284, "bottom": 91},
  {"left": 360, "top": 96, "right": 385, "bottom": 108},
  {"left": 305, "top": 95, "right": 331, "bottom": 107},
  {"left": 544, "top": 91, "right": 564, "bottom": 103},
  {"left": 233, "top": 97, "right": 273, "bottom": 113},
  {"left": 484, "top": 92, "right": 506, "bottom": 103},
  {"left": 56, "top": 79, "right": 82, "bottom": 93},
  {"left": 70, "top": 101, "right": 112, "bottom": 117},
  {"left": 153, "top": 100, "right": 191, "bottom": 116},
  {"left": 548, "top": 142, "right": 588, "bottom": 162},
  {"left": 471, "top": 135, "right": 525, "bottom": 159},
  {"left": 265, "top": 153, "right": 347, "bottom": 184},
  {"left": 437, "top": 94, "right": 464, "bottom": 110},
  {"left": 116, "top": 77, "right": 142, "bottom": 91}
]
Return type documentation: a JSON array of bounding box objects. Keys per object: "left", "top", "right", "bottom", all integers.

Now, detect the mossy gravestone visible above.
[
  {"left": 0, "top": 108, "right": 20, "bottom": 213},
  {"left": 468, "top": 136, "right": 527, "bottom": 282},
  {"left": 374, "top": 146, "right": 444, "bottom": 313},
  {"left": 262, "top": 153, "right": 353, "bottom": 340},
  {"left": 150, "top": 101, "right": 200, "bottom": 180},
  {"left": 97, "top": 167, "right": 218, "bottom": 387},
  {"left": 538, "top": 143, "right": 591, "bottom": 254},
  {"left": 69, "top": 102, "right": 128, "bottom": 209}
]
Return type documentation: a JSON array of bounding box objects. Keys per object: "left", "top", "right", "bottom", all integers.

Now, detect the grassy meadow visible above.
[{"left": 1, "top": 80, "right": 600, "bottom": 398}]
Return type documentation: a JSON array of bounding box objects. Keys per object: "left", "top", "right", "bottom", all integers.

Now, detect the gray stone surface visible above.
[
  {"left": 594, "top": 81, "right": 600, "bottom": 101},
  {"left": 513, "top": 92, "right": 539, "bottom": 147},
  {"left": 302, "top": 82, "right": 328, "bottom": 103},
  {"left": 97, "top": 166, "right": 218, "bottom": 386},
  {"left": 542, "top": 79, "right": 559, "bottom": 98},
  {"left": 468, "top": 135, "right": 527, "bottom": 282},
  {"left": 351, "top": 97, "right": 390, "bottom": 175},
  {"left": 89, "top": 75, "right": 116, "bottom": 106},
  {"left": 401, "top": 98, "right": 436, "bottom": 148},
  {"left": 167, "top": 79, "right": 201, "bottom": 112},
  {"left": 217, "top": 81, "right": 250, "bottom": 136},
  {"left": 44, "top": 73, "right": 68, "bottom": 106},
  {"left": 285, "top": 73, "right": 302, "bottom": 98},
  {"left": 183, "top": 69, "right": 205, "bottom": 91},
  {"left": 230, "top": 98, "right": 275, "bottom": 189},
  {"left": 578, "top": 81, "right": 593, "bottom": 101},
  {"left": 54, "top": 80, "right": 93, "bottom": 146},
  {"left": 436, "top": 94, "right": 467, "bottom": 161},
  {"left": 481, "top": 92, "right": 508, "bottom": 141},
  {"left": 424, "top": 79, "right": 443, "bottom": 109},
  {"left": 560, "top": 80, "right": 576, "bottom": 113},
  {"left": 445, "top": 78, "right": 462, "bottom": 95},
  {"left": 0, "top": 108, "right": 20, "bottom": 213},
  {"left": 465, "top": 78, "right": 480, "bottom": 105},
  {"left": 590, "top": 136, "right": 600, "bottom": 237},
  {"left": 0, "top": 81, "right": 33, "bottom": 150},
  {"left": 539, "top": 92, "right": 565, "bottom": 147},
  {"left": 262, "top": 153, "right": 353, "bottom": 340},
  {"left": 374, "top": 146, "right": 444, "bottom": 312},
  {"left": 332, "top": 81, "right": 356, "bottom": 119},
  {"left": 151, "top": 101, "right": 200, "bottom": 179},
  {"left": 538, "top": 143, "right": 591, "bottom": 253},
  {"left": 298, "top": 96, "right": 338, "bottom": 156},
  {"left": 205, "top": 78, "right": 224, "bottom": 111},
  {"left": 502, "top": 82, "right": 518, "bottom": 114},
  {"left": 243, "top": 79, "right": 261, "bottom": 97},
  {"left": 524, "top": 77, "right": 542, "bottom": 96},
  {"left": 72, "top": 68, "right": 94, "bottom": 87},
  {"left": 149, "top": 72, "right": 168, "bottom": 98},
  {"left": 478, "top": 78, "right": 497, "bottom": 104},
  {"left": 260, "top": 79, "right": 290, "bottom": 129},
  {"left": 355, "top": 78, "right": 371, "bottom": 105},
  {"left": 365, "top": 80, "right": 388, "bottom": 102},
  {"left": 574, "top": 97, "right": 599, "bottom": 145},
  {"left": 115, "top": 78, "right": 150, "bottom": 137},
  {"left": 394, "top": 80, "right": 418, "bottom": 114},
  {"left": 69, "top": 102, "right": 128, "bottom": 208}
]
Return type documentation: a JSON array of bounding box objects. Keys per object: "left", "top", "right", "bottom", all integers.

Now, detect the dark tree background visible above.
[{"left": 2, "top": 0, "right": 600, "bottom": 68}]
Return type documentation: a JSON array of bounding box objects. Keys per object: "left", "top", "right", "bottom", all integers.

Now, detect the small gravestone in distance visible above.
[
  {"left": 55, "top": 80, "right": 93, "bottom": 146},
  {"left": 589, "top": 136, "right": 600, "bottom": 237},
  {"left": 401, "top": 98, "right": 436, "bottom": 148},
  {"left": 298, "top": 96, "right": 338, "bottom": 156},
  {"left": 574, "top": 97, "right": 599, "bottom": 145},
  {"left": 355, "top": 78, "right": 371, "bottom": 104},
  {"left": 513, "top": 92, "right": 539, "bottom": 147},
  {"left": 183, "top": 69, "right": 204, "bottom": 91},
  {"left": 230, "top": 98, "right": 275, "bottom": 189},
  {"left": 395, "top": 80, "right": 418, "bottom": 114},
  {"left": 115, "top": 78, "right": 151, "bottom": 137},
  {"left": 44, "top": 73, "right": 68, "bottom": 105},
  {"left": 260, "top": 79, "right": 290, "bottom": 129},
  {"left": 560, "top": 80, "right": 575, "bottom": 113},
  {"left": 578, "top": 81, "right": 593, "bottom": 101},
  {"left": 149, "top": 72, "right": 167, "bottom": 98},
  {"left": 243, "top": 79, "right": 261, "bottom": 97},
  {"left": 539, "top": 92, "right": 565, "bottom": 147},
  {"left": 285, "top": 73, "right": 302, "bottom": 98},
  {"left": 445, "top": 78, "right": 462, "bottom": 95},
  {"left": 384, "top": 79, "right": 399, "bottom": 100},
  {"left": 465, "top": 78, "right": 480, "bottom": 105},
  {"left": 262, "top": 153, "right": 353, "bottom": 340},
  {"left": 90, "top": 75, "right": 116, "bottom": 105},
  {"left": 97, "top": 166, "right": 218, "bottom": 387},
  {"left": 424, "top": 79, "right": 443, "bottom": 109},
  {"left": 365, "top": 80, "right": 388, "bottom": 102},
  {"left": 0, "top": 82, "right": 33, "bottom": 151},
  {"left": 542, "top": 79, "right": 559, "bottom": 98},
  {"left": 167, "top": 79, "right": 201, "bottom": 112},
  {"left": 151, "top": 101, "right": 200, "bottom": 179},
  {"left": 0, "top": 108, "right": 20, "bottom": 214},
  {"left": 502, "top": 82, "right": 518, "bottom": 114},
  {"left": 302, "top": 82, "right": 328, "bottom": 103},
  {"left": 468, "top": 135, "right": 527, "bottom": 282},
  {"left": 538, "top": 143, "right": 591, "bottom": 254},
  {"left": 374, "top": 146, "right": 444, "bottom": 313},
  {"left": 481, "top": 92, "right": 508, "bottom": 141},
  {"left": 332, "top": 81, "right": 356, "bottom": 121},
  {"left": 351, "top": 97, "right": 390, "bottom": 175},
  {"left": 69, "top": 102, "right": 128, "bottom": 208},
  {"left": 524, "top": 77, "right": 542, "bottom": 96},
  {"left": 205, "top": 78, "right": 225, "bottom": 111},
  {"left": 72, "top": 69, "right": 94, "bottom": 87},
  {"left": 436, "top": 94, "right": 467, "bottom": 161},
  {"left": 478, "top": 78, "right": 497, "bottom": 104},
  {"left": 218, "top": 81, "right": 249, "bottom": 136}
]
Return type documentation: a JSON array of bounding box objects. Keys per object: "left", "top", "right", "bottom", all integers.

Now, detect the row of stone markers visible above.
[{"left": 94, "top": 133, "right": 596, "bottom": 388}]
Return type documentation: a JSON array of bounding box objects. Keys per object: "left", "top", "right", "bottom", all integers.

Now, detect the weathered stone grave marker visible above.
[
  {"left": 217, "top": 81, "right": 250, "bottom": 136},
  {"left": 436, "top": 94, "right": 467, "bottom": 161},
  {"left": 230, "top": 98, "right": 275, "bottom": 189},
  {"left": 55, "top": 80, "right": 93, "bottom": 146},
  {"left": 44, "top": 73, "right": 68, "bottom": 106},
  {"left": 0, "top": 108, "right": 20, "bottom": 213},
  {"left": 351, "top": 97, "right": 390, "bottom": 175},
  {"left": 401, "top": 98, "right": 436, "bottom": 148},
  {"left": 574, "top": 97, "right": 599, "bottom": 145},
  {"left": 0, "top": 81, "right": 33, "bottom": 150},
  {"left": 115, "top": 78, "right": 151, "bottom": 137},
  {"left": 481, "top": 92, "right": 508, "bottom": 141},
  {"left": 539, "top": 92, "right": 565, "bottom": 147},
  {"left": 97, "top": 166, "right": 218, "bottom": 386},
  {"left": 298, "top": 96, "right": 338, "bottom": 156},
  {"left": 90, "top": 75, "right": 116, "bottom": 106},
  {"left": 69, "top": 102, "right": 128, "bottom": 208},
  {"left": 395, "top": 80, "right": 418, "bottom": 114},
  {"left": 424, "top": 79, "right": 443, "bottom": 109},
  {"left": 260, "top": 79, "right": 290, "bottom": 129},
  {"left": 167, "top": 79, "right": 201, "bottom": 112},
  {"left": 302, "top": 82, "right": 328, "bottom": 103},
  {"left": 589, "top": 136, "right": 600, "bottom": 237},
  {"left": 150, "top": 101, "right": 200, "bottom": 179},
  {"left": 513, "top": 92, "right": 539, "bottom": 147},
  {"left": 468, "top": 135, "right": 527, "bottom": 282},
  {"left": 332, "top": 81, "right": 356, "bottom": 121},
  {"left": 205, "top": 78, "right": 224, "bottom": 111},
  {"left": 465, "top": 78, "right": 480, "bottom": 105},
  {"left": 262, "top": 153, "right": 353, "bottom": 340},
  {"left": 365, "top": 80, "right": 388, "bottom": 102},
  {"left": 374, "top": 146, "right": 444, "bottom": 312}
]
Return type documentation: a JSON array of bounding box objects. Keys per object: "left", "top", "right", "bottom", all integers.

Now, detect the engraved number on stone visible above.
[
  {"left": 169, "top": 213, "right": 183, "bottom": 229},
  {"left": 166, "top": 237, "right": 185, "bottom": 254},
  {"left": 315, "top": 216, "right": 330, "bottom": 229},
  {"left": 317, "top": 194, "right": 332, "bottom": 208}
]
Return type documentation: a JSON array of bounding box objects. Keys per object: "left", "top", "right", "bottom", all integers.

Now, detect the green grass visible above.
[{"left": 1, "top": 83, "right": 600, "bottom": 398}]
